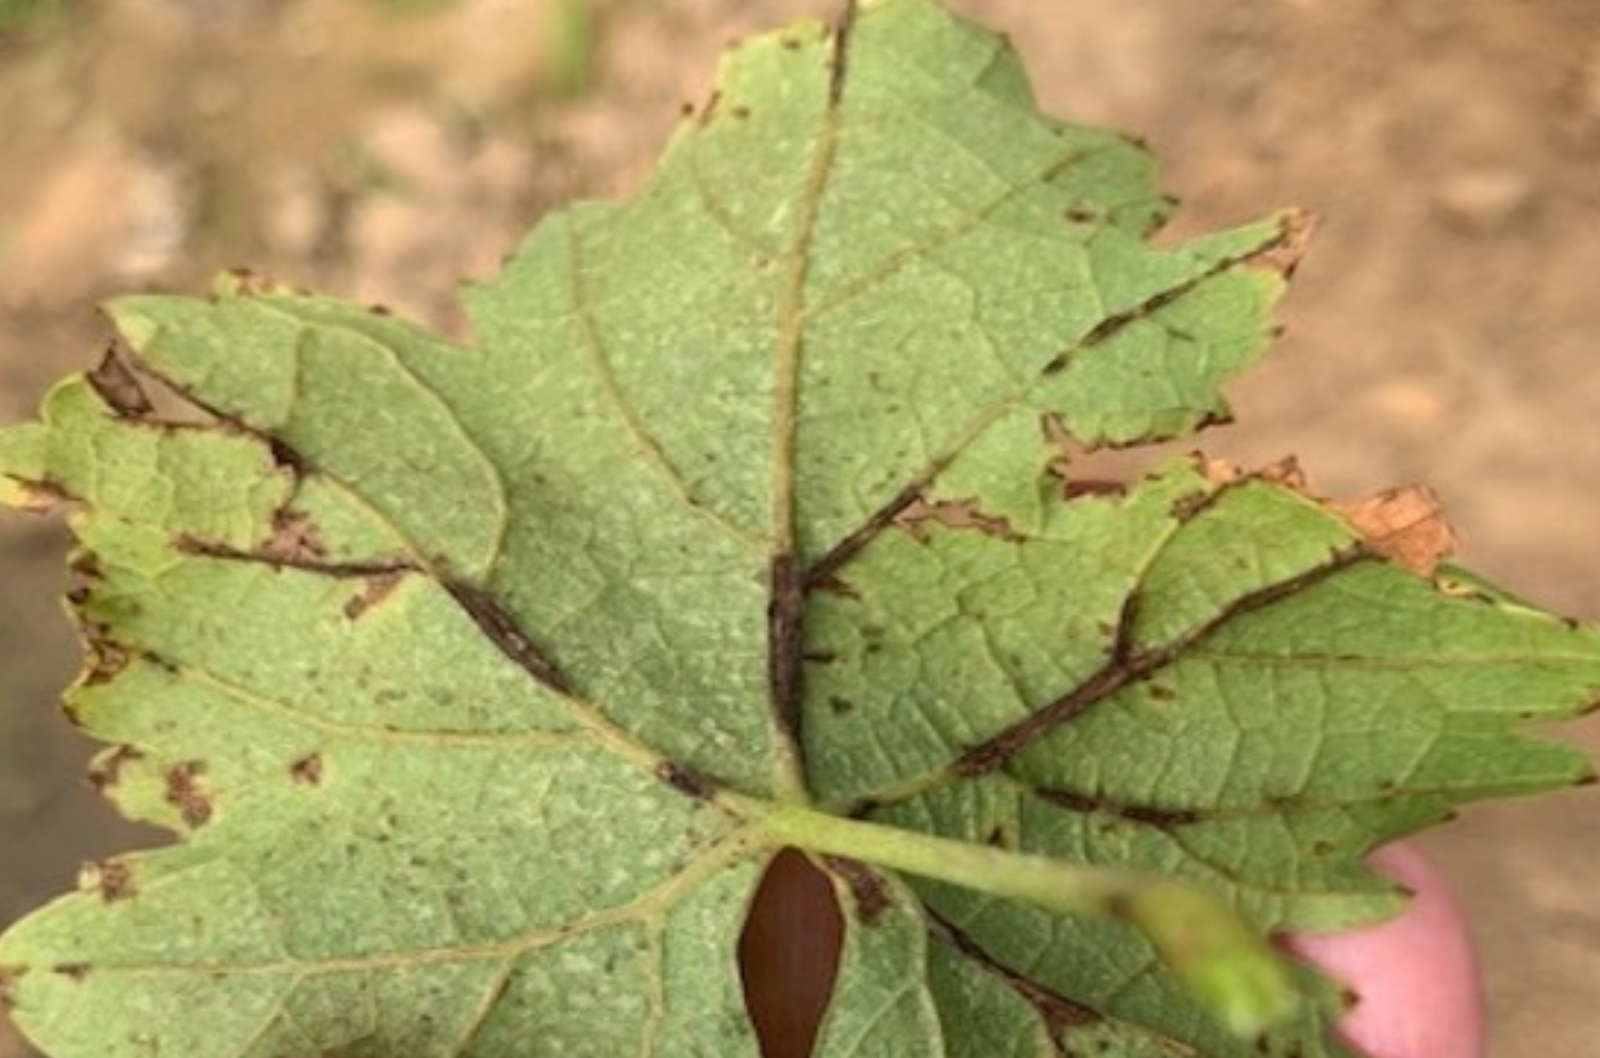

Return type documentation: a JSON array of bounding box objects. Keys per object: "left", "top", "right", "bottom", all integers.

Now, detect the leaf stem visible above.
[{"left": 756, "top": 803, "right": 1299, "bottom": 1038}]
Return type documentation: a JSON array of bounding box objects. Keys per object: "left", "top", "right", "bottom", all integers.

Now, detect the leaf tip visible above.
[
  {"left": 1255, "top": 208, "right": 1317, "bottom": 279},
  {"left": 103, "top": 297, "right": 157, "bottom": 351}
]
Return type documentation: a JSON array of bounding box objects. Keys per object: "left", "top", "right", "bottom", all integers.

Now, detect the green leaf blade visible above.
[{"left": 1, "top": 1, "right": 1595, "bottom": 1056}]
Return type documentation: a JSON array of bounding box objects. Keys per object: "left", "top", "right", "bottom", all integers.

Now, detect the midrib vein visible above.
[{"left": 768, "top": 20, "right": 852, "bottom": 804}]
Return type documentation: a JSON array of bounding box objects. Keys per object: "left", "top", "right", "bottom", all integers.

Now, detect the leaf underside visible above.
[{"left": 0, "top": 2, "right": 1595, "bottom": 1057}]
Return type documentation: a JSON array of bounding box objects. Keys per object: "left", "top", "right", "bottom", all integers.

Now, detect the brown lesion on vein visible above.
[
  {"left": 1031, "top": 787, "right": 1204, "bottom": 831},
  {"left": 843, "top": 543, "right": 1379, "bottom": 815},
  {"left": 767, "top": 4, "right": 859, "bottom": 788},
  {"left": 73, "top": 355, "right": 706, "bottom": 784},
  {"left": 85, "top": 356, "right": 774, "bottom": 817},
  {"left": 953, "top": 542, "right": 1375, "bottom": 778},
  {"left": 1042, "top": 212, "right": 1310, "bottom": 374},
  {"left": 926, "top": 907, "right": 1103, "bottom": 1046},
  {"left": 800, "top": 211, "right": 1309, "bottom": 588}
]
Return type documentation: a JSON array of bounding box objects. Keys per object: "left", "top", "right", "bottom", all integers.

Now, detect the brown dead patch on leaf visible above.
[
  {"left": 52, "top": 964, "right": 91, "bottom": 982},
  {"left": 289, "top": 753, "right": 324, "bottom": 786},
  {"left": 7, "top": 476, "right": 73, "bottom": 514},
  {"left": 1191, "top": 453, "right": 1244, "bottom": 486},
  {"left": 164, "top": 761, "right": 213, "bottom": 827},
  {"left": 218, "top": 267, "right": 293, "bottom": 298},
  {"left": 931, "top": 913, "right": 1100, "bottom": 1033},
  {"left": 87, "top": 348, "right": 154, "bottom": 418},
  {"left": 1040, "top": 413, "right": 1129, "bottom": 501},
  {"left": 1176, "top": 454, "right": 1310, "bottom": 520},
  {"left": 66, "top": 550, "right": 103, "bottom": 606},
  {"left": 809, "top": 572, "right": 861, "bottom": 600},
  {"left": 1249, "top": 209, "right": 1317, "bottom": 278},
  {"left": 1258, "top": 454, "right": 1309, "bottom": 491},
  {"left": 0, "top": 966, "right": 23, "bottom": 1010},
  {"left": 344, "top": 570, "right": 405, "bottom": 620},
  {"left": 88, "top": 744, "right": 145, "bottom": 793},
  {"left": 1331, "top": 485, "right": 1458, "bottom": 575},
  {"left": 1041, "top": 412, "right": 1077, "bottom": 484},
  {"left": 262, "top": 510, "right": 329, "bottom": 564},
  {"left": 655, "top": 760, "right": 715, "bottom": 800},
  {"left": 83, "top": 636, "right": 131, "bottom": 686},
  {"left": 821, "top": 856, "right": 892, "bottom": 925},
  {"left": 1036, "top": 786, "right": 1203, "bottom": 830},
  {"left": 80, "top": 859, "right": 135, "bottom": 903},
  {"left": 893, "top": 496, "right": 1022, "bottom": 542}
]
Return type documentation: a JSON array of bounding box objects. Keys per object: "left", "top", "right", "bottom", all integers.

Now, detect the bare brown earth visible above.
[{"left": 1, "top": 1, "right": 1598, "bottom": 1055}]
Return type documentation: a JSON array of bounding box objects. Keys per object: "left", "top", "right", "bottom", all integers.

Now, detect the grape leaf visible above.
[{"left": 1, "top": 1, "right": 1595, "bottom": 1056}]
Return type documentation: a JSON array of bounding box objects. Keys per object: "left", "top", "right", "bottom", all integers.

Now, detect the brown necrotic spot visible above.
[
  {"left": 164, "top": 761, "right": 213, "bottom": 827},
  {"left": 84, "top": 638, "right": 131, "bottom": 686},
  {"left": 892, "top": 496, "right": 1023, "bottom": 543},
  {"left": 290, "top": 754, "right": 324, "bottom": 786},
  {"left": 931, "top": 911, "right": 1099, "bottom": 1033},
  {"left": 654, "top": 760, "right": 714, "bottom": 800},
  {"left": 263, "top": 511, "right": 329, "bottom": 564},
  {"left": 87, "top": 860, "right": 135, "bottom": 903},
  {"left": 809, "top": 573, "right": 860, "bottom": 600},
  {"left": 9, "top": 476, "right": 72, "bottom": 514},
  {"left": 344, "top": 570, "right": 405, "bottom": 620},
  {"left": 87, "top": 349, "right": 154, "bottom": 418},
  {"left": 53, "top": 964, "right": 91, "bottom": 982},
  {"left": 821, "top": 855, "right": 891, "bottom": 925},
  {"left": 985, "top": 825, "right": 1014, "bottom": 849},
  {"left": 1036, "top": 787, "right": 1201, "bottom": 830},
  {"left": 88, "top": 745, "right": 145, "bottom": 793},
  {"left": 0, "top": 966, "right": 24, "bottom": 1009}
]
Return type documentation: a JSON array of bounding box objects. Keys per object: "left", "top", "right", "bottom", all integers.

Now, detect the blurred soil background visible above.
[{"left": 1, "top": 0, "right": 1599, "bottom": 1054}]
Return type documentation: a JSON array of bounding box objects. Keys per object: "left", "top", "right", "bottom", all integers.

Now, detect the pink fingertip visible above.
[{"left": 1289, "top": 843, "right": 1483, "bottom": 1058}]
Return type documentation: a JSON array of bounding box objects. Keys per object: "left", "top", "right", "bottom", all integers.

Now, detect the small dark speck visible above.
[
  {"left": 95, "top": 860, "right": 135, "bottom": 903},
  {"left": 290, "top": 753, "right": 324, "bottom": 786}
]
